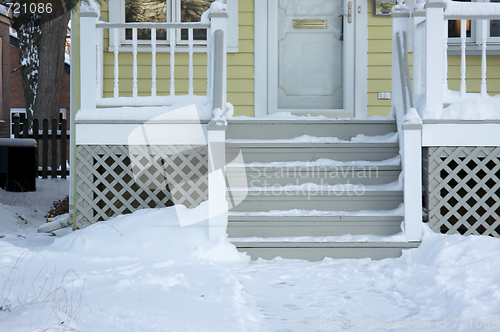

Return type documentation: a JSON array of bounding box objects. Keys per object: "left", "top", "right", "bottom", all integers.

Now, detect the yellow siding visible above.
[
  {"left": 447, "top": 55, "right": 500, "bottom": 95},
  {"left": 367, "top": 4, "right": 392, "bottom": 117}
]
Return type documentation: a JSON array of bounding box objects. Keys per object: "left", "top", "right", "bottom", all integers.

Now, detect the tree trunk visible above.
[
  {"left": 33, "top": 10, "right": 71, "bottom": 122},
  {"left": 14, "top": 15, "right": 41, "bottom": 126}
]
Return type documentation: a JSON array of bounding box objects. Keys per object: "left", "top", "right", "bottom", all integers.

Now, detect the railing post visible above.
[
  {"left": 207, "top": 5, "right": 229, "bottom": 240},
  {"left": 79, "top": 10, "right": 98, "bottom": 110},
  {"left": 207, "top": 123, "right": 228, "bottom": 240},
  {"left": 402, "top": 109, "right": 423, "bottom": 242},
  {"left": 424, "top": 0, "right": 446, "bottom": 113},
  {"left": 391, "top": 5, "right": 410, "bottom": 120},
  {"left": 412, "top": 11, "right": 425, "bottom": 99},
  {"left": 210, "top": 10, "right": 228, "bottom": 115}
]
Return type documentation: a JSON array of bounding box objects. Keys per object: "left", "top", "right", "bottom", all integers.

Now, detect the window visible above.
[
  {"left": 124, "top": 0, "right": 213, "bottom": 41},
  {"left": 108, "top": 0, "right": 239, "bottom": 51},
  {"left": 448, "top": 0, "right": 500, "bottom": 51}
]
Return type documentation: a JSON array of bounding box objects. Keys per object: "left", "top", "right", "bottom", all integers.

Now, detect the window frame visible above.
[{"left": 108, "top": 0, "right": 239, "bottom": 53}]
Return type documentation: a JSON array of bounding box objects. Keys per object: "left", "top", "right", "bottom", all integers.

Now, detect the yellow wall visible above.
[
  {"left": 367, "top": 4, "right": 392, "bottom": 117},
  {"left": 228, "top": 0, "right": 254, "bottom": 116}
]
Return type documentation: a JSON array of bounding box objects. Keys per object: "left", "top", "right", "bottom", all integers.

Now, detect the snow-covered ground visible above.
[{"left": 1, "top": 179, "right": 500, "bottom": 331}]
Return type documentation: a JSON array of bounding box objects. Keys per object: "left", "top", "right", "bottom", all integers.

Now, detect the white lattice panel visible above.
[
  {"left": 75, "top": 145, "right": 208, "bottom": 228},
  {"left": 426, "top": 146, "right": 500, "bottom": 237}
]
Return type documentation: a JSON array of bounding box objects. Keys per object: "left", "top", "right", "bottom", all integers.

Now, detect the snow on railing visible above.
[{"left": 412, "top": 0, "right": 500, "bottom": 115}]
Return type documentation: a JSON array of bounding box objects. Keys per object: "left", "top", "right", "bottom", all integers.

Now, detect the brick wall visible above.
[{"left": 0, "top": 13, "right": 11, "bottom": 138}]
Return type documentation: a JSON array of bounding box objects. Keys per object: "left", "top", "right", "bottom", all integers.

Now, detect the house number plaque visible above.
[{"left": 293, "top": 19, "right": 327, "bottom": 29}]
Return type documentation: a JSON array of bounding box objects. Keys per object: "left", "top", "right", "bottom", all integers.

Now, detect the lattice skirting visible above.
[
  {"left": 425, "top": 146, "right": 500, "bottom": 237},
  {"left": 75, "top": 145, "right": 208, "bottom": 229}
]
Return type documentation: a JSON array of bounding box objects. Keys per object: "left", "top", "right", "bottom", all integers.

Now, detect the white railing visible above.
[
  {"left": 79, "top": 8, "right": 228, "bottom": 121},
  {"left": 392, "top": 0, "right": 500, "bottom": 242},
  {"left": 412, "top": 0, "right": 500, "bottom": 113},
  {"left": 392, "top": 5, "right": 423, "bottom": 242},
  {"left": 78, "top": 4, "right": 230, "bottom": 240}
]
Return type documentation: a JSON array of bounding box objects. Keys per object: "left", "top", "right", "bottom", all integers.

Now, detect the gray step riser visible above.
[
  {"left": 226, "top": 168, "right": 401, "bottom": 186},
  {"left": 226, "top": 121, "right": 397, "bottom": 140},
  {"left": 227, "top": 145, "right": 399, "bottom": 163},
  {"left": 227, "top": 219, "right": 402, "bottom": 237},
  {"left": 233, "top": 244, "right": 419, "bottom": 261},
  {"left": 227, "top": 192, "right": 403, "bottom": 212}
]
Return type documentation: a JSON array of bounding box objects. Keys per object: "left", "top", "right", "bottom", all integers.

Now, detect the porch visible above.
[{"left": 74, "top": 0, "right": 500, "bottom": 260}]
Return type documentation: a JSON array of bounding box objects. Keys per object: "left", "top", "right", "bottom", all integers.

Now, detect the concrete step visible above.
[
  {"left": 231, "top": 241, "right": 420, "bottom": 261},
  {"left": 227, "top": 190, "right": 403, "bottom": 212},
  {"left": 227, "top": 215, "right": 403, "bottom": 237},
  {"left": 226, "top": 164, "right": 401, "bottom": 186},
  {"left": 226, "top": 119, "right": 397, "bottom": 140},
  {"left": 227, "top": 142, "right": 399, "bottom": 163}
]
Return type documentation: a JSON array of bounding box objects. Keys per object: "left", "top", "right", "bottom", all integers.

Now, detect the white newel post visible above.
[
  {"left": 207, "top": 125, "right": 228, "bottom": 240},
  {"left": 79, "top": 11, "right": 98, "bottom": 110},
  {"left": 402, "top": 116, "right": 423, "bottom": 242},
  {"left": 391, "top": 6, "right": 410, "bottom": 120},
  {"left": 424, "top": 0, "right": 446, "bottom": 112},
  {"left": 209, "top": 11, "right": 228, "bottom": 116},
  {"left": 207, "top": 8, "right": 229, "bottom": 240},
  {"left": 412, "top": 12, "right": 425, "bottom": 98}
]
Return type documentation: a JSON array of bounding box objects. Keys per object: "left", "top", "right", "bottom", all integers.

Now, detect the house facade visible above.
[
  {"left": 71, "top": 0, "right": 500, "bottom": 119},
  {"left": 70, "top": 0, "right": 500, "bottom": 260}
]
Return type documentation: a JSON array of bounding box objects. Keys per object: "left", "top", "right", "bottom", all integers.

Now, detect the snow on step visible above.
[
  {"left": 226, "top": 155, "right": 401, "bottom": 168},
  {"left": 228, "top": 204, "right": 404, "bottom": 217},
  {"left": 226, "top": 132, "right": 398, "bottom": 144},
  {"left": 229, "top": 232, "right": 407, "bottom": 243},
  {"left": 228, "top": 180, "right": 402, "bottom": 192}
]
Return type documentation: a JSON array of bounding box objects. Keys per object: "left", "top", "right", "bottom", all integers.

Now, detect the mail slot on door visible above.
[{"left": 292, "top": 19, "right": 327, "bottom": 29}]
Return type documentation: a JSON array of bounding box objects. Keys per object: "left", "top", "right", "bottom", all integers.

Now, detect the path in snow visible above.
[{"left": 1, "top": 180, "right": 499, "bottom": 331}]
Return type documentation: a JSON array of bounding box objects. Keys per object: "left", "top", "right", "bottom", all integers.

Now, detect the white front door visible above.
[{"left": 267, "top": 0, "right": 357, "bottom": 116}]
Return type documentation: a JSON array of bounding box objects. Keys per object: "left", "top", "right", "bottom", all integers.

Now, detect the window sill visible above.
[{"left": 448, "top": 44, "right": 500, "bottom": 55}]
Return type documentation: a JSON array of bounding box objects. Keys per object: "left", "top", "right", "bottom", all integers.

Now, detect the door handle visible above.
[{"left": 339, "top": 2, "right": 352, "bottom": 24}]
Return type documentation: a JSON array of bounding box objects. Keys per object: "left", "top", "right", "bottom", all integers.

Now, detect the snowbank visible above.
[
  {"left": 425, "top": 91, "right": 500, "bottom": 120},
  {"left": 51, "top": 202, "right": 249, "bottom": 263}
]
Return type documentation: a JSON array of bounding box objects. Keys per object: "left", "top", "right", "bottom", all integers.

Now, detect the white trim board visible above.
[
  {"left": 422, "top": 123, "right": 500, "bottom": 146},
  {"left": 76, "top": 123, "right": 208, "bottom": 145}
]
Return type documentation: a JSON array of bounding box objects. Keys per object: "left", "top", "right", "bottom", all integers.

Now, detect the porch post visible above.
[
  {"left": 79, "top": 11, "right": 98, "bottom": 110},
  {"left": 207, "top": 124, "right": 228, "bottom": 240},
  {"left": 412, "top": 11, "right": 425, "bottom": 99},
  {"left": 403, "top": 114, "right": 423, "bottom": 242},
  {"left": 391, "top": 5, "right": 410, "bottom": 118},
  {"left": 209, "top": 11, "right": 228, "bottom": 115},
  {"left": 424, "top": 0, "right": 446, "bottom": 113}
]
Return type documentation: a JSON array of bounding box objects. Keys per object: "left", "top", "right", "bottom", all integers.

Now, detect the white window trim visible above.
[
  {"left": 107, "top": 0, "right": 239, "bottom": 53},
  {"left": 406, "top": 0, "right": 500, "bottom": 53},
  {"left": 446, "top": 0, "right": 500, "bottom": 53}
]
